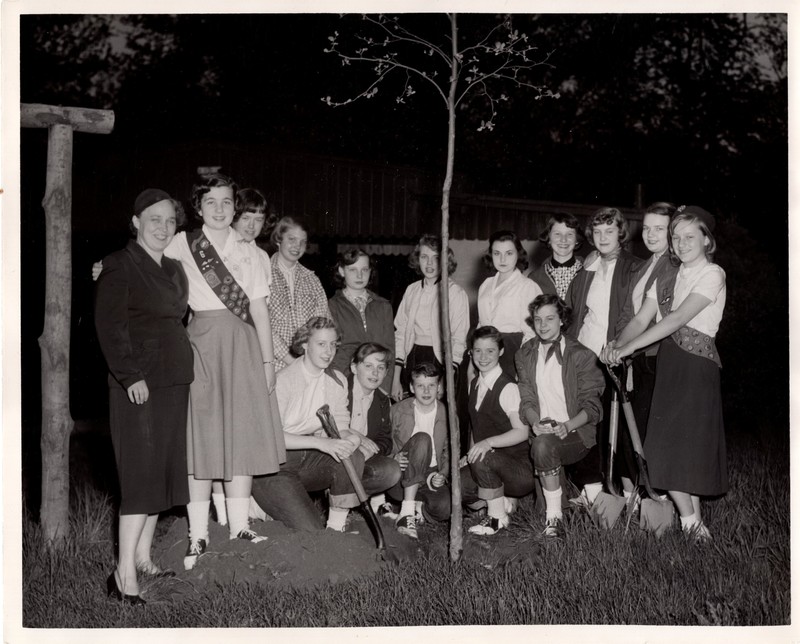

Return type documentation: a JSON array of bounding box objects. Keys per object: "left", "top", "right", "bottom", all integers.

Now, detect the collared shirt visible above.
[
  {"left": 474, "top": 364, "right": 521, "bottom": 413},
  {"left": 276, "top": 358, "right": 350, "bottom": 437},
  {"left": 535, "top": 337, "right": 570, "bottom": 423},
  {"left": 411, "top": 400, "right": 438, "bottom": 467},
  {"left": 578, "top": 258, "right": 617, "bottom": 357},
  {"left": 343, "top": 288, "right": 372, "bottom": 331},
  {"left": 349, "top": 378, "right": 375, "bottom": 436},
  {"left": 477, "top": 269, "right": 542, "bottom": 343},
  {"left": 165, "top": 226, "right": 268, "bottom": 312}
]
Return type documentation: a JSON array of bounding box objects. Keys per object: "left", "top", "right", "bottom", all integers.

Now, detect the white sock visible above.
[
  {"left": 211, "top": 492, "right": 228, "bottom": 525},
  {"left": 400, "top": 500, "right": 416, "bottom": 519},
  {"left": 226, "top": 497, "right": 251, "bottom": 537},
  {"left": 369, "top": 494, "right": 386, "bottom": 513},
  {"left": 680, "top": 512, "right": 699, "bottom": 530},
  {"left": 543, "top": 487, "right": 563, "bottom": 520},
  {"left": 326, "top": 507, "right": 350, "bottom": 531},
  {"left": 584, "top": 482, "right": 603, "bottom": 504},
  {"left": 486, "top": 497, "right": 507, "bottom": 520},
  {"left": 187, "top": 500, "right": 210, "bottom": 542},
  {"left": 415, "top": 500, "right": 424, "bottom": 517}
]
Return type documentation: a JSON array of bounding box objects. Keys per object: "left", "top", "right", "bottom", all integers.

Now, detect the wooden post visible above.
[{"left": 21, "top": 103, "right": 114, "bottom": 547}]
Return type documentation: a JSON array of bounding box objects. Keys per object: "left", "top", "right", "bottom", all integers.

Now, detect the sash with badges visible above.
[
  {"left": 656, "top": 270, "right": 721, "bottom": 368},
  {"left": 187, "top": 229, "right": 254, "bottom": 328}
]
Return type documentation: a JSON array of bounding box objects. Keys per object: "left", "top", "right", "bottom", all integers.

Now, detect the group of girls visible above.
[{"left": 95, "top": 175, "right": 727, "bottom": 604}]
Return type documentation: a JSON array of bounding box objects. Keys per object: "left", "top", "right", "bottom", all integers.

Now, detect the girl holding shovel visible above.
[{"left": 610, "top": 206, "right": 727, "bottom": 540}]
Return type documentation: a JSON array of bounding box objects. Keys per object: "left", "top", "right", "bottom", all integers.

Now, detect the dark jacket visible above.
[
  {"left": 515, "top": 335, "right": 605, "bottom": 449},
  {"left": 566, "top": 250, "right": 644, "bottom": 342},
  {"left": 390, "top": 396, "right": 449, "bottom": 477},
  {"left": 328, "top": 289, "right": 395, "bottom": 387},
  {"left": 619, "top": 254, "right": 680, "bottom": 356},
  {"left": 530, "top": 255, "right": 584, "bottom": 298},
  {"left": 346, "top": 372, "right": 393, "bottom": 457},
  {"left": 95, "top": 240, "right": 193, "bottom": 390}
]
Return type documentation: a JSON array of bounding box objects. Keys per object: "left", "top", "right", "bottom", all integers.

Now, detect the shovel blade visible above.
[
  {"left": 639, "top": 499, "right": 675, "bottom": 537},
  {"left": 590, "top": 491, "right": 626, "bottom": 530}
]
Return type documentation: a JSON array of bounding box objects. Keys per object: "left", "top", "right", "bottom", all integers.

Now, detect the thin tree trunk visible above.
[
  {"left": 441, "top": 13, "right": 462, "bottom": 563},
  {"left": 39, "top": 124, "right": 74, "bottom": 547}
]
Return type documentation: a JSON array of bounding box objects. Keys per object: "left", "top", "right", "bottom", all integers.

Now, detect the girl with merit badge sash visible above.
[
  {"left": 611, "top": 206, "right": 727, "bottom": 541},
  {"left": 164, "top": 174, "right": 285, "bottom": 569}
]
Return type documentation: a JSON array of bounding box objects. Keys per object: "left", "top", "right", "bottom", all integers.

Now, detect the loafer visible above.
[{"left": 106, "top": 571, "right": 146, "bottom": 606}]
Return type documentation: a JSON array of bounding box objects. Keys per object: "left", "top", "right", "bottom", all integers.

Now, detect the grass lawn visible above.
[{"left": 20, "top": 427, "right": 788, "bottom": 629}]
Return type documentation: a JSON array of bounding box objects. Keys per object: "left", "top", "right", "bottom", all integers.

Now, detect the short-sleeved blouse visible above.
[
  {"left": 164, "top": 225, "right": 269, "bottom": 311},
  {"left": 646, "top": 260, "right": 726, "bottom": 337}
]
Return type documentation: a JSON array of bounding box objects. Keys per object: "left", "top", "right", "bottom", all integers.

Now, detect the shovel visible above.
[
  {"left": 316, "top": 405, "right": 397, "bottom": 561},
  {"left": 606, "top": 363, "right": 674, "bottom": 537},
  {"left": 589, "top": 385, "right": 627, "bottom": 529}
]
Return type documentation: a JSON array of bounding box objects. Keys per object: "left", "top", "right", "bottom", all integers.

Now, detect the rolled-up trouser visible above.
[
  {"left": 386, "top": 432, "right": 450, "bottom": 522},
  {"left": 460, "top": 446, "right": 535, "bottom": 503},
  {"left": 531, "top": 432, "right": 590, "bottom": 477}
]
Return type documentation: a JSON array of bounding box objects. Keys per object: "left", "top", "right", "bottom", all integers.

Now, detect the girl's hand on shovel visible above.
[{"left": 321, "top": 438, "right": 358, "bottom": 463}]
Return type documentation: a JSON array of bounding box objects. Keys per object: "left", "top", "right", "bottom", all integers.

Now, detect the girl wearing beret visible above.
[{"left": 611, "top": 206, "right": 727, "bottom": 540}]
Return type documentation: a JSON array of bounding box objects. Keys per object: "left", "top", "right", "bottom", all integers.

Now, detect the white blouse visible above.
[
  {"left": 535, "top": 338, "right": 570, "bottom": 424},
  {"left": 477, "top": 269, "right": 542, "bottom": 342},
  {"left": 577, "top": 259, "right": 616, "bottom": 357},
  {"left": 646, "top": 260, "right": 726, "bottom": 337},
  {"left": 165, "top": 226, "right": 269, "bottom": 312}
]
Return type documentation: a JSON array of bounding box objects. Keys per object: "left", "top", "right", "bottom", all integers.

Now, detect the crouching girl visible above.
[
  {"left": 515, "top": 295, "right": 605, "bottom": 537},
  {"left": 461, "top": 326, "right": 535, "bottom": 536},
  {"left": 276, "top": 316, "right": 365, "bottom": 532}
]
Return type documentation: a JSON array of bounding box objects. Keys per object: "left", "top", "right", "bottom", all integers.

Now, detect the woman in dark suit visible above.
[{"left": 95, "top": 189, "right": 194, "bottom": 604}]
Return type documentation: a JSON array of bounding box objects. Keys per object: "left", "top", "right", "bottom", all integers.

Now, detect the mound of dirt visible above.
[{"left": 153, "top": 511, "right": 419, "bottom": 595}]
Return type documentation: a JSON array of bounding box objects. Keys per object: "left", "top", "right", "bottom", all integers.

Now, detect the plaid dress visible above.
[{"left": 269, "top": 255, "right": 330, "bottom": 370}]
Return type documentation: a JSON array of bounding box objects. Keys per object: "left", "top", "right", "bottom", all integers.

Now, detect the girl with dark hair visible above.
[
  {"left": 391, "top": 234, "right": 469, "bottom": 401},
  {"left": 328, "top": 249, "right": 395, "bottom": 387},
  {"left": 268, "top": 216, "right": 330, "bottom": 370},
  {"left": 162, "top": 173, "right": 285, "bottom": 570},
  {"left": 516, "top": 294, "right": 605, "bottom": 538},
  {"left": 475, "top": 230, "right": 543, "bottom": 380},
  {"left": 460, "top": 326, "right": 534, "bottom": 536},
  {"left": 610, "top": 206, "right": 727, "bottom": 540},
  {"left": 530, "top": 213, "right": 585, "bottom": 299}
]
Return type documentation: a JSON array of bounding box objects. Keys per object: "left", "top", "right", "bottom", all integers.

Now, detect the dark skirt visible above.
[
  {"left": 644, "top": 337, "right": 727, "bottom": 496},
  {"left": 617, "top": 352, "right": 658, "bottom": 480},
  {"left": 110, "top": 384, "right": 190, "bottom": 515}
]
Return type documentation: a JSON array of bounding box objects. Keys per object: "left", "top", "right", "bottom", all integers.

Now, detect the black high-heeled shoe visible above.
[{"left": 106, "top": 571, "right": 146, "bottom": 606}]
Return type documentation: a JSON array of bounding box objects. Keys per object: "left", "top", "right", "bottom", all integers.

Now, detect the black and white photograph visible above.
[{"left": 3, "top": 1, "right": 793, "bottom": 640}]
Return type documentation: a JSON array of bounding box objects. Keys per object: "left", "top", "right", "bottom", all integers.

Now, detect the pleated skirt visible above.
[
  {"left": 644, "top": 337, "right": 728, "bottom": 496},
  {"left": 110, "top": 384, "right": 190, "bottom": 515},
  {"left": 186, "top": 310, "right": 286, "bottom": 479}
]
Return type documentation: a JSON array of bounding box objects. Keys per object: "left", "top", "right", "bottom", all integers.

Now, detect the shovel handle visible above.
[
  {"left": 316, "top": 405, "right": 388, "bottom": 552},
  {"left": 619, "top": 401, "right": 659, "bottom": 500}
]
